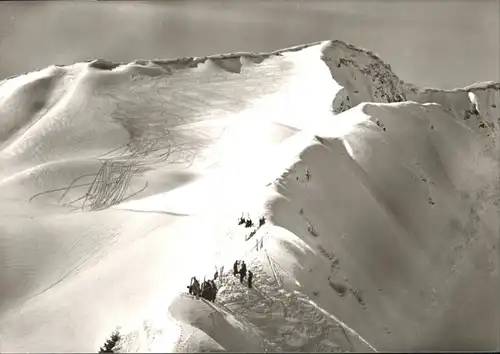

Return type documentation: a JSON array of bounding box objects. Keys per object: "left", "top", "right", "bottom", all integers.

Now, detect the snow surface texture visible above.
[{"left": 0, "top": 40, "right": 498, "bottom": 352}]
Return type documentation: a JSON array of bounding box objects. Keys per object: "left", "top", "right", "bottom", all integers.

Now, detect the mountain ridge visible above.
[{"left": 2, "top": 39, "right": 498, "bottom": 92}]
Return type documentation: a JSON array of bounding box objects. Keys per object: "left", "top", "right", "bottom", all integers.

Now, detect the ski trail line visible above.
[{"left": 264, "top": 249, "right": 281, "bottom": 287}]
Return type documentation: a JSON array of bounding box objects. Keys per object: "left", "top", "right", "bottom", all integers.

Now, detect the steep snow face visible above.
[
  {"left": 267, "top": 103, "right": 499, "bottom": 351},
  {"left": 0, "top": 40, "right": 498, "bottom": 352}
]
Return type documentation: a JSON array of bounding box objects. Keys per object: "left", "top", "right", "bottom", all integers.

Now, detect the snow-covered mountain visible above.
[{"left": 0, "top": 40, "right": 498, "bottom": 352}]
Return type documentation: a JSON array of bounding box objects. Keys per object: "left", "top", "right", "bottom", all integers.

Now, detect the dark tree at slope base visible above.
[{"left": 99, "top": 330, "right": 121, "bottom": 353}]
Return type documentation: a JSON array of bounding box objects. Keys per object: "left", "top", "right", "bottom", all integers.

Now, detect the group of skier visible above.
[
  {"left": 187, "top": 274, "right": 218, "bottom": 302},
  {"left": 186, "top": 260, "right": 254, "bottom": 302},
  {"left": 234, "top": 260, "right": 253, "bottom": 288}
]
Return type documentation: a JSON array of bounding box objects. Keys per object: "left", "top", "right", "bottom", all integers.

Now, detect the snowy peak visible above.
[
  {"left": 308, "top": 40, "right": 499, "bottom": 146},
  {"left": 321, "top": 40, "right": 407, "bottom": 112}
]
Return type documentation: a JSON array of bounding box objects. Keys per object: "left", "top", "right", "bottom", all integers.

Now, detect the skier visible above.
[
  {"left": 192, "top": 277, "right": 201, "bottom": 299},
  {"left": 239, "top": 261, "right": 247, "bottom": 284},
  {"left": 214, "top": 270, "right": 219, "bottom": 280},
  {"left": 248, "top": 270, "right": 253, "bottom": 288},
  {"left": 187, "top": 278, "right": 193, "bottom": 295},
  {"left": 233, "top": 260, "right": 239, "bottom": 277},
  {"left": 209, "top": 279, "right": 218, "bottom": 302},
  {"left": 201, "top": 280, "right": 212, "bottom": 301},
  {"left": 187, "top": 279, "right": 194, "bottom": 295}
]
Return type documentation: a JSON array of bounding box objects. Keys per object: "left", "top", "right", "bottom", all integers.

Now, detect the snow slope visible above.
[{"left": 0, "top": 40, "right": 498, "bottom": 352}]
